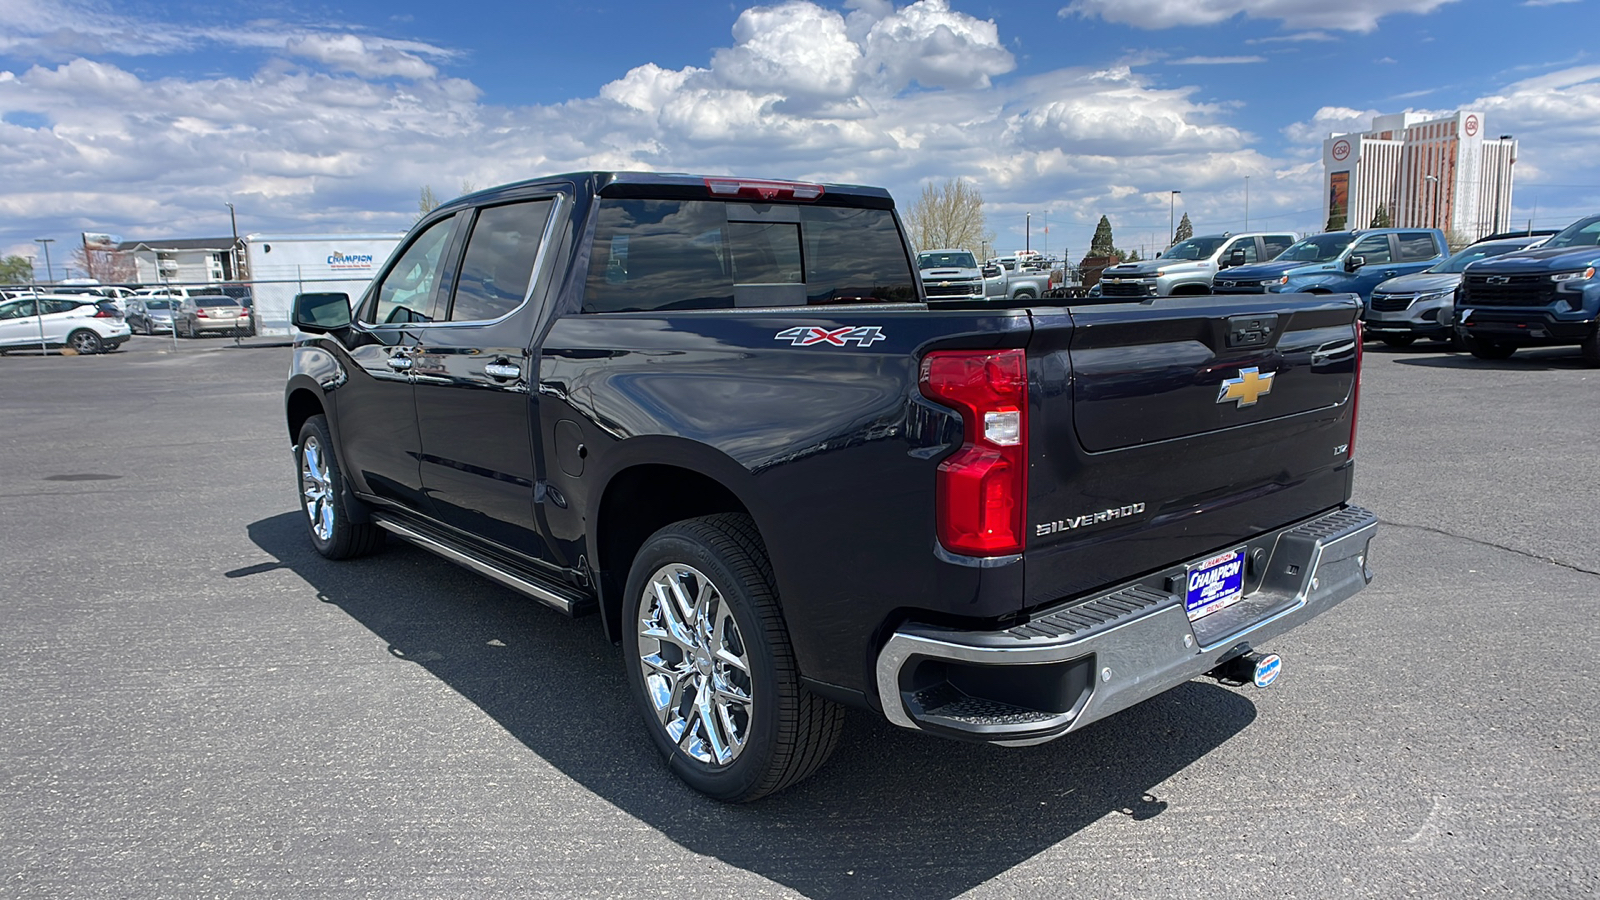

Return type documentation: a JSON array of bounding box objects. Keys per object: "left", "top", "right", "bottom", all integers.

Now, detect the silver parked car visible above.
[
  {"left": 125, "top": 298, "right": 176, "bottom": 334},
  {"left": 1364, "top": 235, "right": 1548, "bottom": 347},
  {"left": 173, "top": 294, "right": 251, "bottom": 338}
]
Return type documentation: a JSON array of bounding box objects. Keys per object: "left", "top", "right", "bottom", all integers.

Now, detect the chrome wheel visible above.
[
  {"left": 299, "top": 434, "right": 335, "bottom": 542},
  {"left": 636, "top": 563, "right": 754, "bottom": 767}
]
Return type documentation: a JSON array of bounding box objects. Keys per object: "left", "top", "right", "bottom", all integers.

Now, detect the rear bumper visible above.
[{"left": 874, "top": 505, "right": 1377, "bottom": 746}]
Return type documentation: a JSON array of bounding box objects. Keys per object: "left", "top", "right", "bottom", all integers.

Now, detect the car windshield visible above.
[
  {"left": 1160, "top": 236, "right": 1227, "bottom": 261},
  {"left": 918, "top": 252, "right": 977, "bottom": 269},
  {"left": 1278, "top": 233, "right": 1356, "bottom": 263},
  {"left": 1428, "top": 241, "right": 1538, "bottom": 274},
  {"left": 1542, "top": 215, "right": 1600, "bottom": 250}
]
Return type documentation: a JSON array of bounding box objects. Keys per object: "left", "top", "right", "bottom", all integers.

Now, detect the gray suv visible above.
[
  {"left": 1098, "top": 232, "right": 1295, "bottom": 298},
  {"left": 1364, "top": 235, "right": 1547, "bottom": 347}
]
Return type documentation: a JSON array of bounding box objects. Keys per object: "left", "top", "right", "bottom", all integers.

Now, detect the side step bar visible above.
[{"left": 371, "top": 516, "right": 594, "bottom": 616}]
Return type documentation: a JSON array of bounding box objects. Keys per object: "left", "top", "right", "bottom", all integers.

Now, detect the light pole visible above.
[
  {"left": 1169, "top": 191, "right": 1181, "bottom": 247},
  {"left": 34, "top": 238, "right": 55, "bottom": 284},
  {"left": 1026, "top": 212, "right": 1031, "bottom": 254},
  {"left": 1244, "top": 177, "right": 1250, "bottom": 230},
  {"left": 1424, "top": 175, "right": 1440, "bottom": 230},
  {"left": 225, "top": 201, "right": 241, "bottom": 281}
]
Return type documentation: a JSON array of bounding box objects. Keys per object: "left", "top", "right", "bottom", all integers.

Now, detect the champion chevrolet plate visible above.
[{"left": 1185, "top": 548, "right": 1246, "bottom": 622}]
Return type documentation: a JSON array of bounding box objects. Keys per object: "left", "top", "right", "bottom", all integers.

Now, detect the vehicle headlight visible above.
[
  {"left": 1275, "top": 275, "right": 1290, "bottom": 285},
  {"left": 1551, "top": 267, "right": 1596, "bottom": 289},
  {"left": 1416, "top": 290, "right": 1451, "bottom": 304}
]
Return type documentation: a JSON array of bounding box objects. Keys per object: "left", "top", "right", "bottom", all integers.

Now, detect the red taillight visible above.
[
  {"left": 94, "top": 309, "right": 116, "bottom": 318},
  {"left": 704, "top": 178, "right": 824, "bottom": 201},
  {"left": 919, "top": 349, "right": 1028, "bottom": 556},
  {"left": 195, "top": 308, "right": 209, "bottom": 318},
  {"left": 1349, "top": 321, "right": 1363, "bottom": 458}
]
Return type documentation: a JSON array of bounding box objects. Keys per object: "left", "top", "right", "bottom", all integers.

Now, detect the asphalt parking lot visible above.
[{"left": 2, "top": 332, "right": 1596, "bottom": 898}]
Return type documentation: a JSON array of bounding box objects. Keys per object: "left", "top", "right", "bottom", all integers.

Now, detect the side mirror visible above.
[
  {"left": 1344, "top": 255, "right": 1365, "bottom": 273},
  {"left": 293, "top": 292, "right": 352, "bottom": 333},
  {"left": 1227, "top": 249, "right": 1247, "bottom": 268}
]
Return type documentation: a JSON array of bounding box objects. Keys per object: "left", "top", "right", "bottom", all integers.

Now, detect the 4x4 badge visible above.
[
  {"left": 1218, "top": 367, "right": 1274, "bottom": 408},
  {"left": 775, "top": 326, "right": 887, "bottom": 347}
]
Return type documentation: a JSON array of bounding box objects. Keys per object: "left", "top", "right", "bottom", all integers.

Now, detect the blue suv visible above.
[
  {"left": 1213, "top": 228, "right": 1448, "bottom": 302},
  {"left": 1455, "top": 213, "right": 1600, "bottom": 366}
]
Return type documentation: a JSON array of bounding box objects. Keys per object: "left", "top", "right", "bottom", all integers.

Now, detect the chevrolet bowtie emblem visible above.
[{"left": 1218, "top": 367, "right": 1275, "bottom": 408}]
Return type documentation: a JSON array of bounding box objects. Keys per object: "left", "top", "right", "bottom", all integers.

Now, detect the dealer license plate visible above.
[{"left": 1185, "top": 548, "right": 1246, "bottom": 622}]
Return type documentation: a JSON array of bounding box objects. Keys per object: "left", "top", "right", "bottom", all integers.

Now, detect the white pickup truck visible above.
[{"left": 916, "top": 249, "right": 986, "bottom": 301}]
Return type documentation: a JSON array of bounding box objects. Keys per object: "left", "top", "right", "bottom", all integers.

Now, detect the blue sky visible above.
[{"left": 2, "top": 0, "right": 1596, "bottom": 274}]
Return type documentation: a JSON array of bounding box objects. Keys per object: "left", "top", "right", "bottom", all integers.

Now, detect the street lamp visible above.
[
  {"left": 1169, "top": 191, "right": 1182, "bottom": 246},
  {"left": 34, "top": 238, "right": 55, "bottom": 284},
  {"left": 1244, "top": 177, "right": 1250, "bottom": 230},
  {"left": 1424, "top": 175, "right": 1442, "bottom": 232},
  {"left": 1026, "top": 212, "right": 1031, "bottom": 254},
  {"left": 225, "top": 201, "right": 241, "bottom": 281}
]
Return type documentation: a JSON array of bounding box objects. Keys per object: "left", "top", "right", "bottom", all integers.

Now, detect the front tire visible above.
[
  {"left": 295, "top": 415, "right": 385, "bottom": 560},
  {"left": 66, "top": 329, "right": 103, "bottom": 355},
  {"left": 1581, "top": 326, "right": 1600, "bottom": 368},
  {"left": 622, "top": 514, "right": 842, "bottom": 802}
]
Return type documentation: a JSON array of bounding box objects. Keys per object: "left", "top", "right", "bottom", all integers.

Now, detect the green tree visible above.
[
  {"left": 1171, "top": 212, "right": 1194, "bottom": 246},
  {"left": 1087, "top": 215, "right": 1116, "bottom": 257},
  {"left": 1326, "top": 208, "right": 1348, "bottom": 232},
  {"left": 905, "top": 177, "right": 991, "bottom": 253},
  {"left": 0, "top": 255, "right": 33, "bottom": 284},
  {"left": 1368, "top": 204, "right": 1393, "bottom": 228}
]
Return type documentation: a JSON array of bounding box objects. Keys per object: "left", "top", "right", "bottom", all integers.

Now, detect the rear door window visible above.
[
  {"left": 582, "top": 199, "right": 915, "bottom": 313},
  {"left": 447, "top": 200, "right": 555, "bottom": 322},
  {"left": 1395, "top": 232, "right": 1439, "bottom": 262}
]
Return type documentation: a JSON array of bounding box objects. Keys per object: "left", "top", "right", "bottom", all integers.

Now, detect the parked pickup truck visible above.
[
  {"left": 984, "top": 256, "right": 1050, "bottom": 300},
  {"left": 1215, "top": 228, "right": 1447, "bottom": 302},
  {"left": 1099, "top": 231, "right": 1295, "bottom": 298},
  {"left": 285, "top": 171, "right": 1377, "bottom": 802},
  {"left": 1454, "top": 212, "right": 1600, "bottom": 365},
  {"left": 917, "top": 249, "right": 985, "bottom": 301}
]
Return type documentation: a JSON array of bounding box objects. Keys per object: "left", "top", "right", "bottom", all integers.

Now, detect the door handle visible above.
[
  {"left": 386, "top": 356, "right": 413, "bottom": 371},
  {"left": 484, "top": 362, "right": 521, "bottom": 381},
  {"left": 1383, "top": 270, "right": 1398, "bottom": 277}
]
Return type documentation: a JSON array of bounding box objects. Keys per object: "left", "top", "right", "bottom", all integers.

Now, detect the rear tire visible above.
[
  {"left": 66, "top": 329, "right": 103, "bottom": 355},
  {"left": 1462, "top": 333, "right": 1516, "bottom": 360},
  {"left": 622, "top": 513, "right": 843, "bottom": 802},
  {"left": 1379, "top": 335, "right": 1416, "bottom": 348},
  {"left": 295, "top": 415, "right": 385, "bottom": 560}
]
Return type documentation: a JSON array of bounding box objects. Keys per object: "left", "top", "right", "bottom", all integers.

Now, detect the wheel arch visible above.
[
  {"left": 590, "top": 453, "right": 763, "bottom": 643},
  {"left": 285, "top": 381, "right": 326, "bottom": 447}
]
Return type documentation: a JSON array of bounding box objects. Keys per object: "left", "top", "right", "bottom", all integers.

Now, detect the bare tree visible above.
[
  {"left": 905, "top": 178, "right": 991, "bottom": 253},
  {"left": 71, "top": 245, "right": 138, "bottom": 283},
  {"left": 419, "top": 185, "right": 440, "bottom": 220}
]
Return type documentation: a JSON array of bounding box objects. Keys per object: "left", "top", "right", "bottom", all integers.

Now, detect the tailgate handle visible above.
[{"left": 1226, "top": 314, "right": 1278, "bottom": 349}]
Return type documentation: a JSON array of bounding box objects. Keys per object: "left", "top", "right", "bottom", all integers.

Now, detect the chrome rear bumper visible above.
[{"left": 874, "top": 505, "right": 1378, "bottom": 746}]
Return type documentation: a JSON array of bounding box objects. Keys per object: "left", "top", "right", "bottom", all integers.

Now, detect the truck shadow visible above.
[{"left": 246, "top": 511, "right": 1257, "bottom": 900}]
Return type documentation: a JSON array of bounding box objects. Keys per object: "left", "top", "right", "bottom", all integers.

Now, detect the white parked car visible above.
[{"left": 0, "top": 294, "right": 132, "bottom": 354}]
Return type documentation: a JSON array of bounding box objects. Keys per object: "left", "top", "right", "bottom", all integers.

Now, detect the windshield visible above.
[
  {"left": 1278, "top": 233, "right": 1356, "bottom": 263},
  {"left": 918, "top": 251, "right": 977, "bottom": 269},
  {"left": 1543, "top": 215, "right": 1600, "bottom": 250},
  {"left": 1428, "top": 241, "right": 1537, "bottom": 274},
  {"left": 1160, "top": 236, "right": 1227, "bottom": 261}
]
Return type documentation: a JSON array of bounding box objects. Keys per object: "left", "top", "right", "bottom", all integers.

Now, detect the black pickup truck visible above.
[{"left": 285, "top": 172, "right": 1377, "bottom": 802}]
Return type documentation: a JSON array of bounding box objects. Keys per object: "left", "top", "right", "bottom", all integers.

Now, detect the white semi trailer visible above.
[{"left": 243, "top": 233, "right": 404, "bottom": 336}]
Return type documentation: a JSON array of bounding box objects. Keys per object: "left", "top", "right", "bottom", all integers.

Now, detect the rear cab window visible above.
[{"left": 582, "top": 199, "right": 916, "bottom": 313}]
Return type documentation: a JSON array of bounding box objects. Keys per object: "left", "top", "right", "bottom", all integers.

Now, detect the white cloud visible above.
[
  {"left": 1061, "top": 0, "right": 1460, "bottom": 32},
  {"left": 1168, "top": 55, "right": 1267, "bottom": 65},
  {"left": 284, "top": 35, "right": 438, "bottom": 81}
]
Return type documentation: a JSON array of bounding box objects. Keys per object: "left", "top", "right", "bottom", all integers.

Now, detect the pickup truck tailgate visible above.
[{"left": 1023, "top": 294, "right": 1361, "bottom": 609}]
